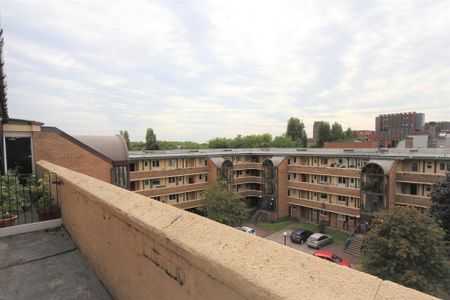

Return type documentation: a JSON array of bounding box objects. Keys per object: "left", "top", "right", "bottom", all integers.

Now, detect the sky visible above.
[{"left": 1, "top": 0, "right": 449, "bottom": 142}]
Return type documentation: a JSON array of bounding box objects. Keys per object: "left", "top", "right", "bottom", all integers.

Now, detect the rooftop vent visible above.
[
  {"left": 189, "top": 150, "right": 199, "bottom": 153},
  {"left": 223, "top": 149, "right": 232, "bottom": 152},
  {"left": 409, "top": 149, "right": 419, "bottom": 153},
  {"left": 343, "top": 149, "right": 354, "bottom": 152},
  {"left": 296, "top": 148, "right": 307, "bottom": 151}
]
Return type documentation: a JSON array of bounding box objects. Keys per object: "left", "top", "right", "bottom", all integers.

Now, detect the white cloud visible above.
[{"left": 2, "top": 0, "right": 449, "bottom": 141}]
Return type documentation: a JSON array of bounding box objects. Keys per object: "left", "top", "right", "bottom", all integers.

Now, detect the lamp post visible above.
[{"left": 283, "top": 231, "right": 287, "bottom": 246}]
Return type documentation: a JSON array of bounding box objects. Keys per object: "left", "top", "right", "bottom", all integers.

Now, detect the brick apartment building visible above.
[
  {"left": 375, "top": 112, "right": 426, "bottom": 148},
  {"left": 129, "top": 148, "right": 450, "bottom": 231}
]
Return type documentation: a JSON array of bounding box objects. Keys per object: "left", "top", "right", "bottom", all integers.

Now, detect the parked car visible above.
[
  {"left": 306, "top": 233, "right": 332, "bottom": 248},
  {"left": 313, "top": 250, "right": 351, "bottom": 267},
  {"left": 290, "top": 230, "right": 313, "bottom": 244},
  {"left": 238, "top": 226, "right": 256, "bottom": 235}
]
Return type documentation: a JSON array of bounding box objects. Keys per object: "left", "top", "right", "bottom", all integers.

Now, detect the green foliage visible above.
[
  {"left": 430, "top": 173, "right": 450, "bottom": 241},
  {"left": 361, "top": 206, "right": 450, "bottom": 294},
  {"left": 286, "top": 117, "right": 307, "bottom": 147},
  {"left": 318, "top": 220, "right": 327, "bottom": 233},
  {"left": 317, "top": 121, "right": 331, "bottom": 147},
  {"left": 208, "top": 134, "right": 273, "bottom": 148},
  {"left": 345, "top": 127, "right": 357, "bottom": 140},
  {"left": 202, "top": 182, "right": 247, "bottom": 226},
  {"left": 119, "top": 130, "right": 130, "bottom": 149},
  {"left": 156, "top": 140, "right": 208, "bottom": 150},
  {"left": 129, "top": 141, "right": 146, "bottom": 151},
  {"left": 0, "top": 171, "right": 24, "bottom": 218},
  {"left": 330, "top": 122, "right": 344, "bottom": 141},
  {"left": 271, "top": 135, "right": 297, "bottom": 148},
  {"left": 208, "top": 137, "right": 235, "bottom": 148},
  {"left": 145, "top": 128, "right": 159, "bottom": 150}
]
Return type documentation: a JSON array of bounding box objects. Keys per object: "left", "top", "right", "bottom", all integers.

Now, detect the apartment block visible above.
[
  {"left": 129, "top": 148, "right": 450, "bottom": 231},
  {"left": 375, "top": 112, "right": 425, "bottom": 148}
]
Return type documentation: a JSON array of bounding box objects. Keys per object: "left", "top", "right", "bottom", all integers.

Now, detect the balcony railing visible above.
[{"left": 0, "top": 173, "right": 60, "bottom": 228}]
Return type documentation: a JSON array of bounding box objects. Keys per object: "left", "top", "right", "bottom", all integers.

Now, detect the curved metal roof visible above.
[
  {"left": 362, "top": 160, "right": 395, "bottom": 175},
  {"left": 74, "top": 135, "right": 128, "bottom": 161}
]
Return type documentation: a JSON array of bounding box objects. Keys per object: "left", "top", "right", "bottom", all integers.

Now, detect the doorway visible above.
[{"left": 4, "top": 136, "right": 33, "bottom": 174}]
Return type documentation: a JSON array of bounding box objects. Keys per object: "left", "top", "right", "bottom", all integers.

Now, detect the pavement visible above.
[
  {"left": 0, "top": 227, "right": 112, "bottom": 300},
  {"left": 264, "top": 229, "right": 362, "bottom": 269}
]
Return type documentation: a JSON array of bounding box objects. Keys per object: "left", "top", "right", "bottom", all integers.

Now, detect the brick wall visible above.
[{"left": 33, "top": 131, "right": 112, "bottom": 183}]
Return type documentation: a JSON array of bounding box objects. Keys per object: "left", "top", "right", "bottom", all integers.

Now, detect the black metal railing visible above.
[{"left": 0, "top": 172, "right": 60, "bottom": 228}]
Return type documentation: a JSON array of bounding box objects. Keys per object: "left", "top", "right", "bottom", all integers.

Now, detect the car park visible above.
[
  {"left": 313, "top": 250, "right": 351, "bottom": 267},
  {"left": 306, "top": 233, "right": 332, "bottom": 249},
  {"left": 290, "top": 230, "right": 313, "bottom": 244}
]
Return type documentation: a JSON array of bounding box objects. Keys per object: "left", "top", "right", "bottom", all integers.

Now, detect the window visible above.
[
  {"left": 205, "top": 160, "right": 208, "bottom": 166},
  {"left": 338, "top": 177, "right": 347, "bottom": 184},
  {"left": 144, "top": 161, "right": 148, "bottom": 167},
  {"left": 313, "top": 209, "right": 317, "bottom": 213},
  {"left": 411, "top": 162, "right": 418, "bottom": 172},
  {"left": 168, "top": 159, "right": 177, "bottom": 167},
  {"left": 349, "top": 217, "right": 355, "bottom": 221},
  {"left": 168, "top": 177, "right": 176, "bottom": 184},
  {"left": 152, "top": 160, "right": 160, "bottom": 168},
  {"left": 288, "top": 159, "right": 291, "bottom": 164},
  {"left": 288, "top": 174, "right": 291, "bottom": 181},
  {"left": 205, "top": 175, "right": 208, "bottom": 182},
  {"left": 320, "top": 211, "right": 328, "bottom": 216},
  {"left": 319, "top": 175, "right": 328, "bottom": 183},
  {"left": 427, "top": 161, "right": 432, "bottom": 169},
  {"left": 337, "top": 195, "right": 346, "bottom": 203},
  {"left": 169, "top": 194, "right": 178, "bottom": 201},
  {"left": 320, "top": 193, "right": 328, "bottom": 200},
  {"left": 151, "top": 179, "right": 160, "bottom": 186},
  {"left": 129, "top": 163, "right": 135, "bottom": 172},
  {"left": 288, "top": 189, "right": 291, "bottom": 196},
  {"left": 293, "top": 157, "right": 296, "bottom": 163},
  {"left": 337, "top": 214, "right": 346, "bottom": 221},
  {"left": 199, "top": 174, "right": 203, "bottom": 180},
  {"left": 425, "top": 185, "right": 432, "bottom": 192},
  {"left": 321, "top": 158, "right": 328, "bottom": 165},
  {"left": 153, "top": 196, "right": 160, "bottom": 201}
]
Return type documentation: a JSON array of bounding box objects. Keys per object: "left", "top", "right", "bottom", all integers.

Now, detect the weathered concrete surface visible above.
[
  {"left": 0, "top": 228, "right": 111, "bottom": 300},
  {"left": 0, "top": 227, "right": 75, "bottom": 269},
  {"left": 37, "top": 160, "right": 437, "bottom": 300}
]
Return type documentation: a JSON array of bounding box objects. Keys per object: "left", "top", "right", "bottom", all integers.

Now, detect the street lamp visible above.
[{"left": 283, "top": 231, "right": 287, "bottom": 246}]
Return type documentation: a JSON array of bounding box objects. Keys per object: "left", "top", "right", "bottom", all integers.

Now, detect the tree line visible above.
[{"left": 119, "top": 117, "right": 360, "bottom": 151}]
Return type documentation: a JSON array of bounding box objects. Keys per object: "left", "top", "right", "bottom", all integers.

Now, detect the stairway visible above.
[{"left": 345, "top": 234, "right": 364, "bottom": 256}]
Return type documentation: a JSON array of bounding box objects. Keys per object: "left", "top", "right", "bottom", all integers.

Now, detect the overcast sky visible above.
[{"left": 2, "top": 1, "right": 449, "bottom": 142}]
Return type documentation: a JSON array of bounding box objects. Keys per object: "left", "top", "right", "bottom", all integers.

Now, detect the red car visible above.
[{"left": 313, "top": 250, "right": 351, "bottom": 267}]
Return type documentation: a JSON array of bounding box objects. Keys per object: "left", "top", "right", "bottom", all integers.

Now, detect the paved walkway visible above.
[
  {"left": 0, "top": 227, "right": 111, "bottom": 300},
  {"left": 264, "top": 229, "right": 362, "bottom": 269}
]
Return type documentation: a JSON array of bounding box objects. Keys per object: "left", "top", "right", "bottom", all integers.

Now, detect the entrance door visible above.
[{"left": 5, "top": 137, "right": 33, "bottom": 174}]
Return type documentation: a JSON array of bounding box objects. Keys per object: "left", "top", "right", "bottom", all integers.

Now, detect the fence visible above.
[{"left": 0, "top": 172, "right": 60, "bottom": 228}]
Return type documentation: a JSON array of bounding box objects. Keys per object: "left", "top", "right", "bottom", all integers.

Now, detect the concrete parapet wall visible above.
[{"left": 37, "top": 160, "right": 436, "bottom": 300}]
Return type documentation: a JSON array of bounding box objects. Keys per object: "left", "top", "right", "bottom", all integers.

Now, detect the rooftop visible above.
[
  {"left": 129, "top": 147, "right": 450, "bottom": 160},
  {"left": 0, "top": 227, "right": 111, "bottom": 299}
]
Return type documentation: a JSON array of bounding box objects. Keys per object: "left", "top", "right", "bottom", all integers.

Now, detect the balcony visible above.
[
  {"left": 135, "top": 182, "right": 208, "bottom": 197},
  {"left": 232, "top": 162, "right": 262, "bottom": 170},
  {"left": 396, "top": 172, "right": 445, "bottom": 185},
  {"left": 0, "top": 160, "right": 432, "bottom": 299},
  {"left": 130, "top": 167, "right": 208, "bottom": 181},
  {"left": 233, "top": 176, "right": 262, "bottom": 185},
  {"left": 288, "top": 165, "right": 360, "bottom": 177},
  {"left": 288, "top": 181, "right": 360, "bottom": 197},
  {"left": 287, "top": 197, "right": 360, "bottom": 217},
  {"left": 395, "top": 193, "right": 432, "bottom": 207}
]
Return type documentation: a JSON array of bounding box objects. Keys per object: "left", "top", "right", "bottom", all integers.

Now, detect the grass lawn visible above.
[
  {"left": 292, "top": 223, "right": 348, "bottom": 245},
  {"left": 258, "top": 219, "right": 296, "bottom": 231}
]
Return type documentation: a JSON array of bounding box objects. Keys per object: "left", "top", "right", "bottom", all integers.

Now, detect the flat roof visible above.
[{"left": 129, "top": 148, "right": 450, "bottom": 160}]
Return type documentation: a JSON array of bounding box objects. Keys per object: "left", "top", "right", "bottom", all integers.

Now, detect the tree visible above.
[
  {"left": 344, "top": 127, "right": 356, "bottom": 140},
  {"left": 361, "top": 206, "right": 450, "bottom": 294},
  {"left": 330, "top": 122, "right": 344, "bottom": 141},
  {"left": 145, "top": 128, "right": 159, "bottom": 150},
  {"left": 119, "top": 130, "right": 130, "bottom": 149},
  {"left": 271, "top": 135, "right": 297, "bottom": 148},
  {"left": 203, "top": 182, "right": 247, "bottom": 226},
  {"left": 317, "top": 121, "right": 331, "bottom": 147},
  {"left": 430, "top": 173, "right": 450, "bottom": 241},
  {"left": 286, "top": 117, "right": 307, "bottom": 147}
]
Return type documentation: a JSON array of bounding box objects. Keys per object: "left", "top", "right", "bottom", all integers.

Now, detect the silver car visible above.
[{"left": 306, "top": 233, "right": 333, "bottom": 249}]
